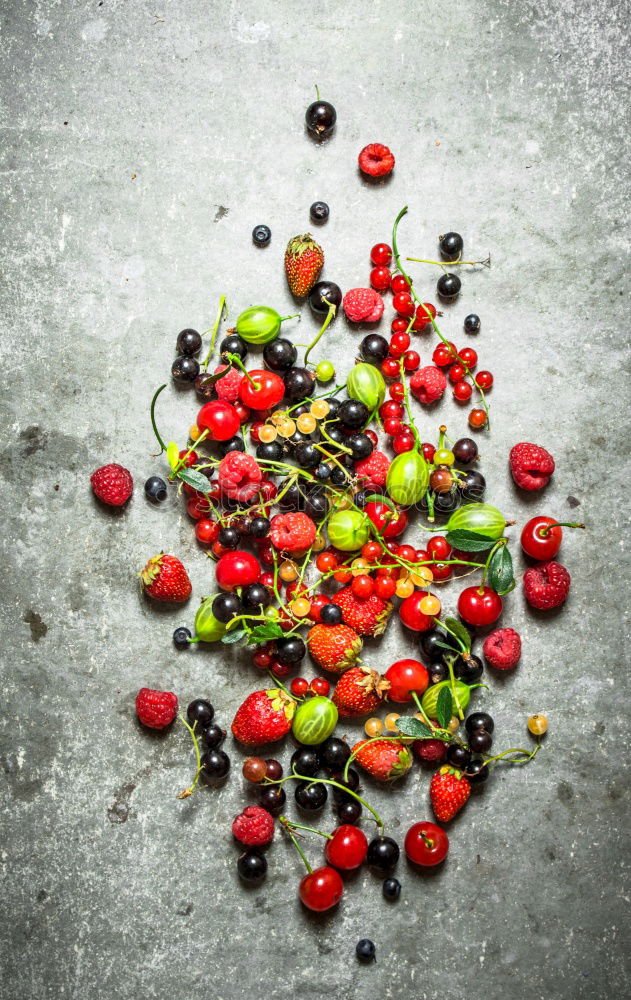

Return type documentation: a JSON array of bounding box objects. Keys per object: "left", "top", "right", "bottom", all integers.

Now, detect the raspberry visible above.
[
  {"left": 413, "top": 738, "right": 448, "bottom": 763},
  {"left": 358, "top": 143, "right": 396, "bottom": 178},
  {"left": 343, "top": 287, "right": 382, "bottom": 323},
  {"left": 232, "top": 805, "right": 274, "bottom": 847},
  {"left": 409, "top": 366, "right": 447, "bottom": 404},
  {"left": 509, "top": 442, "right": 555, "bottom": 491},
  {"left": 366, "top": 294, "right": 385, "bottom": 322},
  {"left": 483, "top": 627, "right": 522, "bottom": 670},
  {"left": 354, "top": 450, "right": 390, "bottom": 488},
  {"left": 90, "top": 463, "right": 133, "bottom": 506},
  {"left": 217, "top": 452, "right": 262, "bottom": 503},
  {"left": 269, "top": 512, "right": 316, "bottom": 553},
  {"left": 213, "top": 364, "right": 243, "bottom": 402},
  {"left": 135, "top": 687, "right": 178, "bottom": 729},
  {"left": 523, "top": 561, "right": 571, "bottom": 610}
]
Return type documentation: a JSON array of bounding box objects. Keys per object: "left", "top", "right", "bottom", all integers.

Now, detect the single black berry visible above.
[
  {"left": 464, "top": 313, "right": 481, "bottom": 334},
  {"left": 320, "top": 604, "right": 343, "bottom": 626},
  {"left": 295, "top": 442, "right": 321, "bottom": 470},
  {"left": 202, "top": 723, "right": 226, "bottom": 749},
  {"left": 187, "top": 698, "right": 214, "bottom": 726},
  {"left": 356, "top": 939, "right": 376, "bottom": 962},
  {"left": 241, "top": 583, "right": 271, "bottom": 611},
  {"left": 212, "top": 592, "right": 243, "bottom": 623},
  {"left": 331, "top": 768, "right": 360, "bottom": 802},
  {"left": 320, "top": 736, "right": 351, "bottom": 772},
  {"left": 459, "top": 469, "right": 486, "bottom": 503},
  {"left": 217, "top": 526, "right": 239, "bottom": 548},
  {"left": 308, "top": 280, "right": 343, "bottom": 316},
  {"left": 310, "top": 201, "right": 329, "bottom": 223},
  {"left": 171, "top": 355, "right": 200, "bottom": 383},
  {"left": 382, "top": 877, "right": 401, "bottom": 900},
  {"left": 220, "top": 437, "right": 245, "bottom": 455},
  {"left": 447, "top": 744, "right": 472, "bottom": 769},
  {"left": 263, "top": 338, "right": 297, "bottom": 373},
  {"left": 283, "top": 367, "right": 315, "bottom": 402},
  {"left": 420, "top": 628, "right": 453, "bottom": 662},
  {"left": 337, "top": 399, "right": 369, "bottom": 429},
  {"left": 275, "top": 635, "right": 306, "bottom": 665},
  {"left": 305, "top": 99, "right": 336, "bottom": 138},
  {"left": 144, "top": 475, "right": 168, "bottom": 502},
  {"left": 366, "top": 836, "right": 399, "bottom": 873},
  {"left": 176, "top": 328, "right": 202, "bottom": 355},
  {"left": 437, "top": 272, "right": 462, "bottom": 300},
  {"left": 295, "top": 780, "right": 327, "bottom": 811},
  {"left": 433, "top": 489, "right": 462, "bottom": 515},
  {"left": 252, "top": 225, "right": 271, "bottom": 247},
  {"left": 469, "top": 729, "right": 493, "bottom": 753},
  {"left": 466, "top": 758, "right": 490, "bottom": 784},
  {"left": 348, "top": 433, "right": 374, "bottom": 461},
  {"left": 200, "top": 749, "right": 230, "bottom": 781},
  {"left": 439, "top": 231, "right": 464, "bottom": 261},
  {"left": 315, "top": 462, "right": 331, "bottom": 481},
  {"left": 453, "top": 437, "right": 479, "bottom": 464},
  {"left": 360, "top": 333, "right": 390, "bottom": 364},
  {"left": 258, "top": 785, "right": 286, "bottom": 815},
  {"left": 237, "top": 850, "right": 267, "bottom": 881},
  {"left": 256, "top": 441, "right": 283, "bottom": 462},
  {"left": 290, "top": 747, "right": 321, "bottom": 777},
  {"left": 454, "top": 654, "right": 484, "bottom": 682},
  {"left": 465, "top": 712, "right": 494, "bottom": 735},
  {"left": 248, "top": 516, "right": 270, "bottom": 538},
  {"left": 429, "top": 662, "right": 449, "bottom": 685},
  {"left": 330, "top": 466, "right": 348, "bottom": 486},
  {"left": 337, "top": 798, "right": 362, "bottom": 824},
  {"left": 173, "top": 626, "right": 192, "bottom": 649},
  {"left": 219, "top": 334, "right": 248, "bottom": 361}
]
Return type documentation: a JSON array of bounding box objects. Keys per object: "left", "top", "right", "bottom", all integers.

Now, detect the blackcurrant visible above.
[
  {"left": 275, "top": 636, "right": 306, "bottom": 665},
  {"left": 420, "top": 628, "right": 453, "bottom": 662},
  {"left": 337, "top": 399, "right": 369, "bottom": 429},
  {"left": 360, "top": 333, "right": 389, "bottom": 364},
  {"left": 290, "top": 747, "right": 321, "bottom": 777},
  {"left": 310, "top": 201, "right": 329, "bottom": 223},
  {"left": 241, "top": 583, "right": 271, "bottom": 611},
  {"left": 308, "top": 280, "right": 343, "bottom": 316},
  {"left": 439, "top": 231, "right": 464, "bottom": 261},
  {"left": 320, "top": 604, "right": 343, "bottom": 626},
  {"left": 464, "top": 313, "right": 481, "bottom": 334},
  {"left": 258, "top": 786, "right": 286, "bottom": 815},
  {"left": 171, "top": 355, "right": 200, "bottom": 383},
  {"left": 466, "top": 758, "right": 490, "bottom": 784},
  {"left": 263, "top": 338, "right": 297, "bottom": 373},
  {"left": 219, "top": 334, "right": 248, "bottom": 361},
  {"left": 453, "top": 437, "right": 478, "bottom": 464},
  {"left": 295, "top": 443, "right": 321, "bottom": 470},
  {"left": 176, "top": 328, "right": 202, "bottom": 355},
  {"left": 144, "top": 475, "right": 168, "bottom": 502},
  {"left": 304, "top": 491, "right": 329, "bottom": 521},
  {"left": 367, "top": 836, "right": 400, "bottom": 873},
  {"left": 315, "top": 462, "right": 331, "bottom": 481},
  {"left": 325, "top": 397, "right": 341, "bottom": 417},
  {"left": 237, "top": 850, "right": 267, "bottom": 882},
  {"left": 330, "top": 466, "right": 348, "bottom": 486},
  {"left": 283, "top": 367, "right": 315, "bottom": 402},
  {"left": 433, "top": 489, "right": 462, "bottom": 514},
  {"left": 217, "top": 526, "right": 240, "bottom": 549},
  {"left": 256, "top": 441, "right": 283, "bottom": 462},
  {"left": 212, "top": 592, "right": 243, "bottom": 623},
  {"left": 331, "top": 768, "right": 359, "bottom": 802},
  {"left": 437, "top": 273, "right": 461, "bottom": 300},
  {"left": 249, "top": 516, "right": 270, "bottom": 538},
  {"left": 200, "top": 749, "right": 230, "bottom": 781},
  {"left": 173, "top": 626, "right": 192, "bottom": 649},
  {"left": 352, "top": 490, "right": 372, "bottom": 508},
  {"left": 295, "top": 780, "right": 327, "bottom": 811},
  {"left": 465, "top": 712, "right": 494, "bottom": 734},
  {"left": 382, "top": 877, "right": 401, "bottom": 900},
  {"left": 187, "top": 698, "right": 214, "bottom": 726},
  {"left": 356, "top": 939, "right": 376, "bottom": 963},
  {"left": 337, "top": 798, "right": 362, "bottom": 824},
  {"left": 469, "top": 729, "right": 493, "bottom": 753},
  {"left": 252, "top": 224, "right": 271, "bottom": 247},
  {"left": 447, "top": 744, "right": 472, "bottom": 769},
  {"left": 220, "top": 437, "right": 245, "bottom": 455},
  {"left": 459, "top": 469, "right": 486, "bottom": 503},
  {"left": 325, "top": 424, "right": 345, "bottom": 444},
  {"left": 348, "top": 433, "right": 374, "bottom": 461},
  {"left": 455, "top": 654, "right": 484, "bottom": 682},
  {"left": 202, "top": 723, "right": 226, "bottom": 749},
  {"left": 194, "top": 371, "right": 217, "bottom": 399},
  {"left": 320, "top": 736, "right": 351, "bottom": 772},
  {"left": 429, "top": 662, "right": 449, "bottom": 685},
  {"left": 305, "top": 99, "right": 336, "bottom": 138},
  {"left": 265, "top": 759, "right": 283, "bottom": 781}
]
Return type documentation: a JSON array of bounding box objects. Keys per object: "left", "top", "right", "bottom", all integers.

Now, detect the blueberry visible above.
[
  {"left": 382, "top": 877, "right": 401, "bottom": 900},
  {"left": 252, "top": 225, "right": 271, "bottom": 247},
  {"left": 144, "top": 476, "right": 168, "bottom": 503},
  {"left": 173, "top": 626, "right": 192, "bottom": 649},
  {"left": 356, "top": 939, "right": 376, "bottom": 962}
]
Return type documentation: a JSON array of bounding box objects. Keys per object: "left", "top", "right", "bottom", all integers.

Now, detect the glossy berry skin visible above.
[
  {"left": 172, "top": 355, "right": 200, "bottom": 383},
  {"left": 338, "top": 399, "right": 370, "bottom": 429},
  {"left": 453, "top": 380, "right": 473, "bottom": 402},
  {"left": 200, "top": 749, "right": 230, "bottom": 781},
  {"left": 320, "top": 604, "right": 343, "bottom": 625},
  {"left": 308, "top": 280, "right": 343, "bottom": 316},
  {"left": 455, "top": 654, "right": 484, "bottom": 682},
  {"left": 145, "top": 476, "right": 168, "bottom": 502},
  {"left": 404, "top": 822, "right": 449, "bottom": 866},
  {"left": 176, "top": 328, "right": 202, "bottom": 355},
  {"left": 310, "top": 201, "right": 329, "bottom": 223},
  {"left": 216, "top": 551, "right": 260, "bottom": 591},
  {"left": 258, "top": 786, "right": 286, "bottom": 815},
  {"left": 457, "top": 586, "right": 503, "bottom": 626},
  {"left": 173, "top": 626, "right": 192, "bottom": 649},
  {"left": 469, "top": 729, "right": 493, "bottom": 752},
  {"left": 212, "top": 592, "right": 242, "bottom": 623},
  {"left": 295, "top": 781, "right": 328, "bottom": 811},
  {"left": 237, "top": 850, "right": 267, "bottom": 882},
  {"left": 464, "top": 313, "right": 481, "bottom": 333},
  {"left": 370, "top": 265, "right": 391, "bottom": 291},
  {"left": 520, "top": 516, "right": 564, "bottom": 560},
  {"left": 371, "top": 243, "right": 392, "bottom": 266},
  {"left": 187, "top": 698, "right": 214, "bottom": 726},
  {"left": 468, "top": 408, "right": 488, "bottom": 429},
  {"left": 393, "top": 292, "right": 415, "bottom": 317},
  {"left": 458, "top": 347, "right": 478, "bottom": 368},
  {"left": 219, "top": 333, "right": 248, "bottom": 361},
  {"left": 439, "top": 231, "right": 464, "bottom": 260},
  {"left": 383, "top": 877, "right": 401, "bottom": 900},
  {"left": 447, "top": 744, "right": 472, "bottom": 769},
  {"left": 252, "top": 225, "right": 271, "bottom": 247},
  {"left": 453, "top": 437, "right": 478, "bottom": 463},
  {"left": 466, "top": 712, "right": 494, "bottom": 734},
  {"left": 203, "top": 723, "right": 226, "bottom": 749},
  {"left": 299, "top": 866, "right": 343, "bottom": 912},
  {"left": 320, "top": 736, "right": 351, "bottom": 772},
  {"left": 360, "top": 333, "right": 389, "bottom": 364},
  {"left": 367, "top": 835, "right": 400, "bottom": 873},
  {"left": 385, "top": 659, "right": 429, "bottom": 702},
  {"left": 291, "top": 747, "right": 321, "bottom": 777},
  {"left": 437, "top": 273, "right": 461, "bottom": 300},
  {"left": 197, "top": 401, "right": 241, "bottom": 441},
  {"left": 324, "top": 824, "right": 368, "bottom": 870},
  {"left": 284, "top": 367, "right": 316, "bottom": 402},
  {"left": 466, "top": 758, "right": 489, "bottom": 783},
  {"left": 337, "top": 798, "right": 362, "bottom": 824},
  {"left": 240, "top": 369, "right": 284, "bottom": 409},
  {"left": 305, "top": 100, "right": 337, "bottom": 138},
  {"left": 398, "top": 593, "right": 433, "bottom": 633},
  {"left": 263, "top": 338, "right": 297, "bottom": 372},
  {"left": 356, "top": 939, "right": 376, "bottom": 963},
  {"left": 460, "top": 469, "right": 486, "bottom": 502},
  {"left": 476, "top": 370, "right": 494, "bottom": 389}
]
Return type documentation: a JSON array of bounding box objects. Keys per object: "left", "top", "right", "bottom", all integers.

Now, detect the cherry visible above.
[
  {"left": 197, "top": 401, "right": 241, "bottom": 441},
  {"left": 239, "top": 369, "right": 284, "bottom": 410},
  {"left": 364, "top": 501, "right": 408, "bottom": 538},
  {"left": 392, "top": 292, "right": 415, "bottom": 317},
  {"left": 520, "top": 516, "right": 583, "bottom": 560},
  {"left": 398, "top": 594, "right": 433, "bottom": 635},
  {"left": 299, "top": 866, "right": 344, "bottom": 912},
  {"left": 385, "top": 658, "right": 429, "bottom": 702},
  {"left": 370, "top": 242, "right": 393, "bottom": 266},
  {"left": 476, "top": 370, "right": 494, "bottom": 389},
  {"left": 427, "top": 535, "right": 452, "bottom": 560},
  {"left": 457, "top": 585, "right": 503, "bottom": 626},
  {"left": 453, "top": 380, "right": 473, "bottom": 402},
  {"left": 381, "top": 357, "right": 400, "bottom": 379},
  {"left": 215, "top": 550, "right": 261, "bottom": 591},
  {"left": 370, "top": 265, "right": 391, "bottom": 291},
  {"left": 431, "top": 562, "right": 452, "bottom": 581},
  {"left": 412, "top": 302, "right": 437, "bottom": 330},
  {"left": 390, "top": 332, "right": 411, "bottom": 356},
  {"left": 324, "top": 824, "right": 369, "bottom": 870},
  {"left": 404, "top": 822, "right": 449, "bottom": 866},
  {"left": 390, "top": 273, "right": 411, "bottom": 294},
  {"left": 458, "top": 347, "right": 478, "bottom": 368},
  {"left": 403, "top": 351, "right": 420, "bottom": 372},
  {"left": 468, "top": 408, "right": 488, "bottom": 429}
]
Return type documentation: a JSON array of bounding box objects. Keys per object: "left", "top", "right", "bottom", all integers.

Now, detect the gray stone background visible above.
[{"left": 1, "top": 1, "right": 630, "bottom": 998}]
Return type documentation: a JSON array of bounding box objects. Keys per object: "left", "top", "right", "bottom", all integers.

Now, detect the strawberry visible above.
[
  {"left": 352, "top": 738, "right": 412, "bottom": 782},
  {"left": 231, "top": 688, "right": 295, "bottom": 746},
  {"left": 332, "top": 587, "right": 392, "bottom": 637},
  {"left": 332, "top": 666, "right": 390, "bottom": 718},
  {"left": 284, "top": 234, "right": 324, "bottom": 296},
  {"left": 135, "top": 687, "right": 178, "bottom": 729},
  {"left": 307, "top": 623, "right": 362, "bottom": 674},
  {"left": 140, "top": 553, "right": 192, "bottom": 603},
  {"left": 430, "top": 766, "right": 471, "bottom": 822}
]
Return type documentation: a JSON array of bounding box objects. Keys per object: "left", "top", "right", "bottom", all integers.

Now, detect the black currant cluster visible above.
[
  {"left": 420, "top": 626, "right": 484, "bottom": 683},
  {"left": 430, "top": 438, "right": 485, "bottom": 516},
  {"left": 452, "top": 713, "right": 494, "bottom": 786},
  {"left": 186, "top": 698, "right": 230, "bottom": 781},
  {"left": 172, "top": 327, "right": 203, "bottom": 384}
]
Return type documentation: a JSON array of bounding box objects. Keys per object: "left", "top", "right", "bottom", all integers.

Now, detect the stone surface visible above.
[{"left": 1, "top": 1, "right": 629, "bottom": 998}]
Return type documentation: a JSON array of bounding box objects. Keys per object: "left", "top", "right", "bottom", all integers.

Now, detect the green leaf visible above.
[
  {"left": 436, "top": 686, "right": 453, "bottom": 730},
  {"left": 166, "top": 441, "right": 179, "bottom": 471},
  {"left": 395, "top": 717, "right": 434, "bottom": 740},
  {"left": 220, "top": 629, "right": 247, "bottom": 645},
  {"left": 443, "top": 617, "right": 472, "bottom": 652},
  {"left": 177, "top": 467, "right": 211, "bottom": 493},
  {"left": 487, "top": 545, "right": 515, "bottom": 596},
  {"left": 245, "top": 623, "right": 286, "bottom": 644},
  {"left": 445, "top": 529, "right": 496, "bottom": 552}
]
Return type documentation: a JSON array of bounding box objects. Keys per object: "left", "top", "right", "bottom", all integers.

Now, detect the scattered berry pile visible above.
[{"left": 91, "top": 92, "right": 586, "bottom": 955}]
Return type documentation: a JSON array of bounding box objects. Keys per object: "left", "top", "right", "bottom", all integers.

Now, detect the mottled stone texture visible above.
[{"left": 1, "top": 1, "right": 629, "bottom": 998}]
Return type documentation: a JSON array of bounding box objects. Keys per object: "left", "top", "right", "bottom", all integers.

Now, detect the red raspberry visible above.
[
  {"left": 523, "top": 561, "right": 571, "bottom": 610},
  {"left": 509, "top": 442, "right": 555, "bottom": 491},
  {"left": 135, "top": 687, "right": 178, "bottom": 729},
  {"left": 343, "top": 287, "right": 382, "bottom": 323},
  {"left": 90, "top": 463, "right": 133, "bottom": 506},
  {"left": 232, "top": 805, "right": 275, "bottom": 847},
  {"left": 358, "top": 143, "right": 396, "bottom": 177},
  {"left": 413, "top": 738, "right": 448, "bottom": 763},
  {"left": 213, "top": 364, "right": 243, "bottom": 402},
  {"left": 409, "top": 366, "right": 447, "bottom": 404},
  {"left": 483, "top": 627, "right": 522, "bottom": 670},
  {"left": 354, "top": 450, "right": 391, "bottom": 488},
  {"left": 269, "top": 512, "right": 316, "bottom": 553},
  {"left": 217, "top": 452, "right": 262, "bottom": 502}
]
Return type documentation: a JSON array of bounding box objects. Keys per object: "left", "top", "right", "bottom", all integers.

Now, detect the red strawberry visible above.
[
  {"left": 332, "top": 586, "right": 392, "bottom": 637},
  {"left": 332, "top": 666, "right": 390, "bottom": 718},
  {"left": 430, "top": 766, "right": 471, "bottom": 821},
  {"left": 231, "top": 688, "right": 295, "bottom": 745},
  {"left": 140, "top": 553, "right": 192, "bottom": 603},
  {"left": 352, "top": 738, "right": 412, "bottom": 782},
  {"left": 523, "top": 561, "right": 571, "bottom": 610},
  {"left": 90, "top": 463, "right": 133, "bottom": 506},
  {"left": 284, "top": 234, "right": 324, "bottom": 296},
  {"left": 307, "top": 623, "right": 362, "bottom": 674},
  {"left": 135, "top": 687, "right": 178, "bottom": 729}
]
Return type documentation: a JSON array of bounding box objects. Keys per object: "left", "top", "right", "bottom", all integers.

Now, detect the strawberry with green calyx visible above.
[
  {"left": 332, "top": 666, "right": 390, "bottom": 718},
  {"left": 332, "top": 587, "right": 393, "bottom": 637},
  {"left": 352, "top": 738, "right": 412, "bottom": 782},
  {"left": 231, "top": 688, "right": 296, "bottom": 746},
  {"left": 307, "top": 623, "right": 363, "bottom": 674},
  {"left": 284, "top": 234, "right": 324, "bottom": 296},
  {"left": 430, "top": 766, "right": 471, "bottom": 821},
  {"left": 140, "top": 553, "right": 192, "bottom": 603}
]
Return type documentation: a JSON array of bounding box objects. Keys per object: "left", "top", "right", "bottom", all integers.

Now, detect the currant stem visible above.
[
  {"left": 406, "top": 256, "right": 491, "bottom": 269},
  {"left": 149, "top": 383, "right": 168, "bottom": 454},
  {"left": 176, "top": 717, "right": 203, "bottom": 798},
  {"left": 266, "top": 770, "right": 385, "bottom": 833},
  {"left": 280, "top": 815, "right": 331, "bottom": 840},
  {"left": 201, "top": 295, "right": 228, "bottom": 371},
  {"left": 304, "top": 301, "right": 336, "bottom": 366}
]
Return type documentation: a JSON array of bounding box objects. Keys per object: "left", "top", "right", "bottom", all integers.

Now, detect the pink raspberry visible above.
[
  {"left": 217, "top": 452, "right": 262, "bottom": 502},
  {"left": 135, "top": 688, "right": 178, "bottom": 729},
  {"left": 90, "top": 463, "right": 133, "bottom": 507},
  {"left": 232, "top": 805, "right": 274, "bottom": 847},
  {"left": 343, "top": 287, "right": 382, "bottom": 323},
  {"left": 483, "top": 628, "right": 522, "bottom": 670},
  {"left": 413, "top": 738, "right": 448, "bottom": 764},
  {"left": 213, "top": 364, "right": 243, "bottom": 402},
  {"left": 409, "top": 366, "right": 447, "bottom": 404},
  {"left": 269, "top": 512, "right": 316, "bottom": 553},
  {"left": 523, "top": 561, "right": 571, "bottom": 610},
  {"left": 354, "top": 450, "right": 390, "bottom": 487},
  {"left": 509, "top": 442, "right": 555, "bottom": 491}
]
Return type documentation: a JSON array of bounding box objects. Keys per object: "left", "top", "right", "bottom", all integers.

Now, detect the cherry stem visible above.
[
  {"left": 266, "top": 770, "right": 385, "bottom": 833},
  {"left": 432, "top": 617, "right": 469, "bottom": 656},
  {"left": 227, "top": 353, "right": 261, "bottom": 391},
  {"left": 304, "top": 301, "right": 336, "bottom": 366},
  {"left": 446, "top": 655, "right": 464, "bottom": 720},
  {"left": 201, "top": 295, "right": 228, "bottom": 371},
  {"left": 539, "top": 521, "right": 585, "bottom": 537},
  {"left": 176, "top": 717, "right": 202, "bottom": 798},
  {"left": 284, "top": 827, "right": 313, "bottom": 873},
  {"left": 279, "top": 815, "right": 332, "bottom": 840}
]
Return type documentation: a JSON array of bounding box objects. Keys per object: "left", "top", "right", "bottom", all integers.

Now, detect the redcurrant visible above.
[
  {"left": 453, "top": 380, "right": 473, "bottom": 402},
  {"left": 370, "top": 265, "right": 391, "bottom": 291},
  {"left": 370, "top": 242, "right": 392, "bottom": 266}
]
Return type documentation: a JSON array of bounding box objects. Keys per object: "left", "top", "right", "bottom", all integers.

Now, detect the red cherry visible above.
[
  {"left": 352, "top": 574, "right": 374, "bottom": 598},
  {"left": 391, "top": 317, "right": 409, "bottom": 334},
  {"left": 239, "top": 370, "right": 285, "bottom": 410},
  {"left": 374, "top": 576, "right": 396, "bottom": 599},
  {"left": 364, "top": 501, "right": 409, "bottom": 538},
  {"left": 457, "top": 585, "right": 503, "bottom": 626},
  {"left": 393, "top": 432, "right": 415, "bottom": 454},
  {"left": 215, "top": 550, "right": 261, "bottom": 591},
  {"left": 458, "top": 347, "right": 478, "bottom": 368},
  {"left": 453, "top": 380, "right": 473, "bottom": 402},
  {"left": 370, "top": 265, "right": 391, "bottom": 291},
  {"left": 299, "top": 866, "right": 344, "bottom": 912},
  {"left": 197, "top": 401, "right": 241, "bottom": 441},
  {"left": 403, "top": 350, "right": 420, "bottom": 372},
  {"left": 520, "top": 516, "right": 564, "bottom": 560},
  {"left": 195, "top": 518, "right": 218, "bottom": 545},
  {"left": 421, "top": 442, "right": 436, "bottom": 462},
  {"left": 404, "top": 821, "right": 449, "bottom": 866},
  {"left": 412, "top": 302, "right": 437, "bottom": 330},
  {"left": 389, "top": 382, "right": 405, "bottom": 402},
  {"left": 393, "top": 292, "right": 415, "bottom": 317},
  {"left": 290, "top": 677, "right": 310, "bottom": 696},
  {"left": 310, "top": 677, "right": 330, "bottom": 697},
  {"left": 448, "top": 363, "right": 466, "bottom": 383},
  {"left": 427, "top": 536, "right": 452, "bottom": 560},
  {"left": 370, "top": 242, "right": 392, "bottom": 266},
  {"left": 385, "top": 658, "right": 429, "bottom": 702},
  {"left": 324, "top": 825, "right": 368, "bottom": 870},
  {"left": 379, "top": 400, "right": 404, "bottom": 419},
  {"left": 389, "top": 332, "right": 410, "bottom": 357},
  {"left": 397, "top": 594, "right": 433, "bottom": 635},
  {"left": 390, "top": 273, "right": 411, "bottom": 294},
  {"left": 381, "top": 357, "right": 400, "bottom": 379},
  {"left": 476, "top": 370, "right": 494, "bottom": 389}
]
